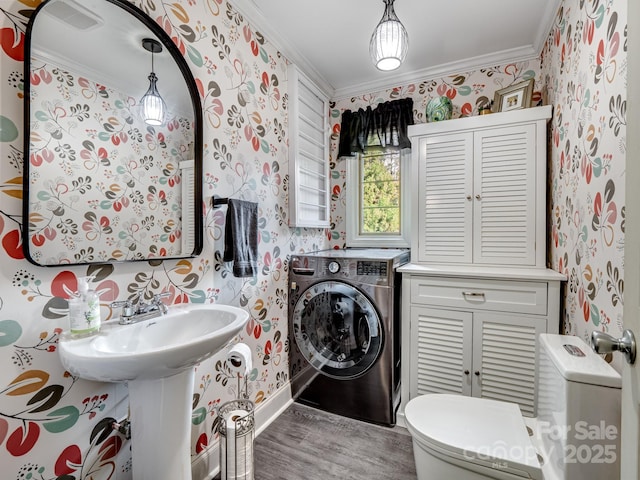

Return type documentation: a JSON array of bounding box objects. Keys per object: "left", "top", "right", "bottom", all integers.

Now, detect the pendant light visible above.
[
  {"left": 140, "top": 38, "right": 166, "bottom": 126},
  {"left": 369, "top": 0, "right": 409, "bottom": 71}
]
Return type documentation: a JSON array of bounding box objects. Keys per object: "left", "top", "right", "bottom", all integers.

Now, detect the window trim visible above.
[{"left": 345, "top": 148, "right": 411, "bottom": 248}]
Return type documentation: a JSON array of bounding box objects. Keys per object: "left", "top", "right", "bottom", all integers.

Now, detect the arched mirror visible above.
[{"left": 23, "top": 0, "right": 203, "bottom": 266}]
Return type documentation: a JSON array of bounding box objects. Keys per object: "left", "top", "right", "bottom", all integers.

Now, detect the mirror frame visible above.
[{"left": 22, "top": 0, "right": 203, "bottom": 266}]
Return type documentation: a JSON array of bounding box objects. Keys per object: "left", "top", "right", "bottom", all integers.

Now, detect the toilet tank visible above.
[{"left": 536, "top": 333, "right": 621, "bottom": 480}]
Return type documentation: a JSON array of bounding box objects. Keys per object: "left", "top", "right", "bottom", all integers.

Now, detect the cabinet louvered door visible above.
[
  {"left": 417, "top": 133, "right": 473, "bottom": 263},
  {"left": 473, "top": 125, "right": 536, "bottom": 265},
  {"left": 410, "top": 306, "right": 472, "bottom": 398},
  {"left": 472, "top": 311, "right": 543, "bottom": 417},
  {"left": 287, "top": 64, "right": 330, "bottom": 227}
]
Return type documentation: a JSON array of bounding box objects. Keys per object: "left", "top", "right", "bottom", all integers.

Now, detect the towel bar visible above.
[{"left": 211, "top": 196, "right": 229, "bottom": 209}]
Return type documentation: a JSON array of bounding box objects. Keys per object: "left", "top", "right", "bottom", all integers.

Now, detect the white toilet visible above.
[{"left": 404, "top": 334, "right": 621, "bottom": 480}]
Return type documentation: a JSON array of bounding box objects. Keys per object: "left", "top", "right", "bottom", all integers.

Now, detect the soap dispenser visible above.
[{"left": 68, "top": 277, "right": 101, "bottom": 337}]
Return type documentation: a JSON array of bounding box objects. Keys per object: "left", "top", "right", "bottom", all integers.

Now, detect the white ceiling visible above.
[{"left": 233, "top": 0, "right": 562, "bottom": 99}]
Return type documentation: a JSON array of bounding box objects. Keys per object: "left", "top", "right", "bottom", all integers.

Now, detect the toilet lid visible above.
[{"left": 405, "top": 394, "right": 542, "bottom": 479}]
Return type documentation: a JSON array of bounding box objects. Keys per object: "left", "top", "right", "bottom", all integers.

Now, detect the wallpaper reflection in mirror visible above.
[
  {"left": 28, "top": 62, "right": 194, "bottom": 264},
  {"left": 24, "top": 0, "right": 202, "bottom": 266}
]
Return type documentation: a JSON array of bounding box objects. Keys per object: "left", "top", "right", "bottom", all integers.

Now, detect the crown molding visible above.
[
  {"left": 231, "top": 0, "right": 562, "bottom": 102},
  {"left": 332, "top": 46, "right": 540, "bottom": 101},
  {"left": 231, "top": 0, "right": 335, "bottom": 98},
  {"left": 534, "top": 0, "right": 562, "bottom": 54},
  {"left": 333, "top": 0, "right": 562, "bottom": 101}
]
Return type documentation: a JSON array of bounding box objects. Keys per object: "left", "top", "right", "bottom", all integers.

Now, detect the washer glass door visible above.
[{"left": 292, "top": 281, "right": 382, "bottom": 379}]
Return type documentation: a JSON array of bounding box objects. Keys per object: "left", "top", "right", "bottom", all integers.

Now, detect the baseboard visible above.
[
  {"left": 191, "top": 382, "right": 293, "bottom": 480},
  {"left": 395, "top": 410, "right": 407, "bottom": 429}
]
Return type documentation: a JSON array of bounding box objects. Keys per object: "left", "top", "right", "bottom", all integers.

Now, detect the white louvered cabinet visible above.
[
  {"left": 411, "top": 306, "right": 473, "bottom": 396},
  {"left": 409, "top": 106, "right": 551, "bottom": 267},
  {"left": 287, "top": 64, "right": 330, "bottom": 228},
  {"left": 400, "top": 266, "right": 564, "bottom": 419},
  {"left": 410, "top": 306, "right": 543, "bottom": 415},
  {"left": 473, "top": 311, "right": 543, "bottom": 414},
  {"left": 399, "top": 107, "right": 565, "bottom": 423}
]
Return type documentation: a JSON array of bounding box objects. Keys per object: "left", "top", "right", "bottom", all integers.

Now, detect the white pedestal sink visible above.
[{"left": 58, "top": 304, "right": 249, "bottom": 480}]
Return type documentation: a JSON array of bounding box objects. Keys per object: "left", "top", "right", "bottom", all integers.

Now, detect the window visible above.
[
  {"left": 346, "top": 147, "right": 410, "bottom": 248},
  {"left": 338, "top": 97, "right": 413, "bottom": 248}
]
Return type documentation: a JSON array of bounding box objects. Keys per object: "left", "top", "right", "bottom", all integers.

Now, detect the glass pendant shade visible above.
[
  {"left": 370, "top": 0, "right": 408, "bottom": 71},
  {"left": 141, "top": 72, "right": 165, "bottom": 126},
  {"left": 140, "top": 38, "right": 166, "bottom": 126}
]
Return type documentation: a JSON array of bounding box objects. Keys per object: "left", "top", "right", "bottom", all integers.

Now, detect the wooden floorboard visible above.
[{"left": 214, "top": 402, "right": 417, "bottom": 480}]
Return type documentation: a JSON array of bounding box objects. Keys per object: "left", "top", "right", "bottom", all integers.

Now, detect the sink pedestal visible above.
[
  {"left": 57, "top": 304, "right": 250, "bottom": 479},
  {"left": 128, "top": 368, "right": 195, "bottom": 480}
]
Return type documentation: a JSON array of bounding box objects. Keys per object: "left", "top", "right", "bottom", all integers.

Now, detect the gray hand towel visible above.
[{"left": 223, "top": 199, "right": 258, "bottom": 277}]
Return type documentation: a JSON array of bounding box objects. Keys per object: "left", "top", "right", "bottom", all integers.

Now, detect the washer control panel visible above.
[{"left": 357, "top": 261, "right": 388, "bottom": 276}]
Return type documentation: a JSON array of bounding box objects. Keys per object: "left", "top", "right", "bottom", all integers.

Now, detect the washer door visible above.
[{"left": 292, "top": 281, "right": 382, "bottom": 379}]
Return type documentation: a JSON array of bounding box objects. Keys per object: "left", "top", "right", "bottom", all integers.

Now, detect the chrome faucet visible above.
[{"left": 111, "top": 292, "right": 170, "bottom": 325}]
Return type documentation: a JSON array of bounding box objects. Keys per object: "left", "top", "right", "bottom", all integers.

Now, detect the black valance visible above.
[{"left": 338, "top": 98, "right": 414, "bottom": 157}]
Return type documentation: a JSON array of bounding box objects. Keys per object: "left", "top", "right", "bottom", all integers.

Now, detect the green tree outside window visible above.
[{"left": 360, "top": 150, "right": 401, "bottom": 234}]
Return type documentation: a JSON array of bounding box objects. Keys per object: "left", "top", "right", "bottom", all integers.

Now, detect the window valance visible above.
[{"left": 338, "top": 98, "right": 414, "bottom": 157}]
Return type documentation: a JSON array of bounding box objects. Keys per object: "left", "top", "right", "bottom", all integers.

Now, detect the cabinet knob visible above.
[
  {"left": 475, "top": 194, "right": 482, "bottom": 200},
  {"left": 464, "top": 370, "right": 470, "bottom": 375},
  {"left": 474, "top": 371, "right": 480, "bottom": 376},
  {"left": 466, "top": 195, "right": 472, "bottom": 200}
]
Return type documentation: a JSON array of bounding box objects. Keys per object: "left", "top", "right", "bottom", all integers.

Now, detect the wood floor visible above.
[{"left": 214, "top": 402, "right": 417, "bottom": 480}]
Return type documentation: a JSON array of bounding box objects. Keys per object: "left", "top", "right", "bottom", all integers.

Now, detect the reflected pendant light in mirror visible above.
[
  {"left": 141, "top": 38, "right": 166, "bottom": 125},
  {"left": 369, "top": 0, "right": 408, "bottom": 71}
]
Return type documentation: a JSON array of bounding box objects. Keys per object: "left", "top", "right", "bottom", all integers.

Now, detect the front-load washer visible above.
[{"left": 288, "top": 248, "right": 409, "bottom": 426}]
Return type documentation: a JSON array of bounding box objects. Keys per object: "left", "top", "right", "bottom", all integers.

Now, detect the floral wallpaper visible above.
[
  {"left": 28, "top": 58, "right": 193, "bottom": 264},
  {"left": 542, "top": 0, "right": 626, "bottom": 354},
  {"left": 0, "top": 0, "right": 327, "bottom": 478},
  {"left": 0, "top": 0, "right": 628, "bottom": 478}
]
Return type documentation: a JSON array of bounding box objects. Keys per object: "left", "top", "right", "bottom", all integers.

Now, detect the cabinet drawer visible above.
[{"left": 410, "top": 277, "right": 547, "bottom": 315}]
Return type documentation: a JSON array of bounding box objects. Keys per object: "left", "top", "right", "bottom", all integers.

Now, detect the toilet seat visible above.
[{"left": 405, "top": 394, "right": 543, "bottom": 480}]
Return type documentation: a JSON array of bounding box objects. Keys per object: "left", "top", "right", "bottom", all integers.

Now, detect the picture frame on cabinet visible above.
[{"left": 493, "top": 79, "right": 534, "bottom": 112}]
